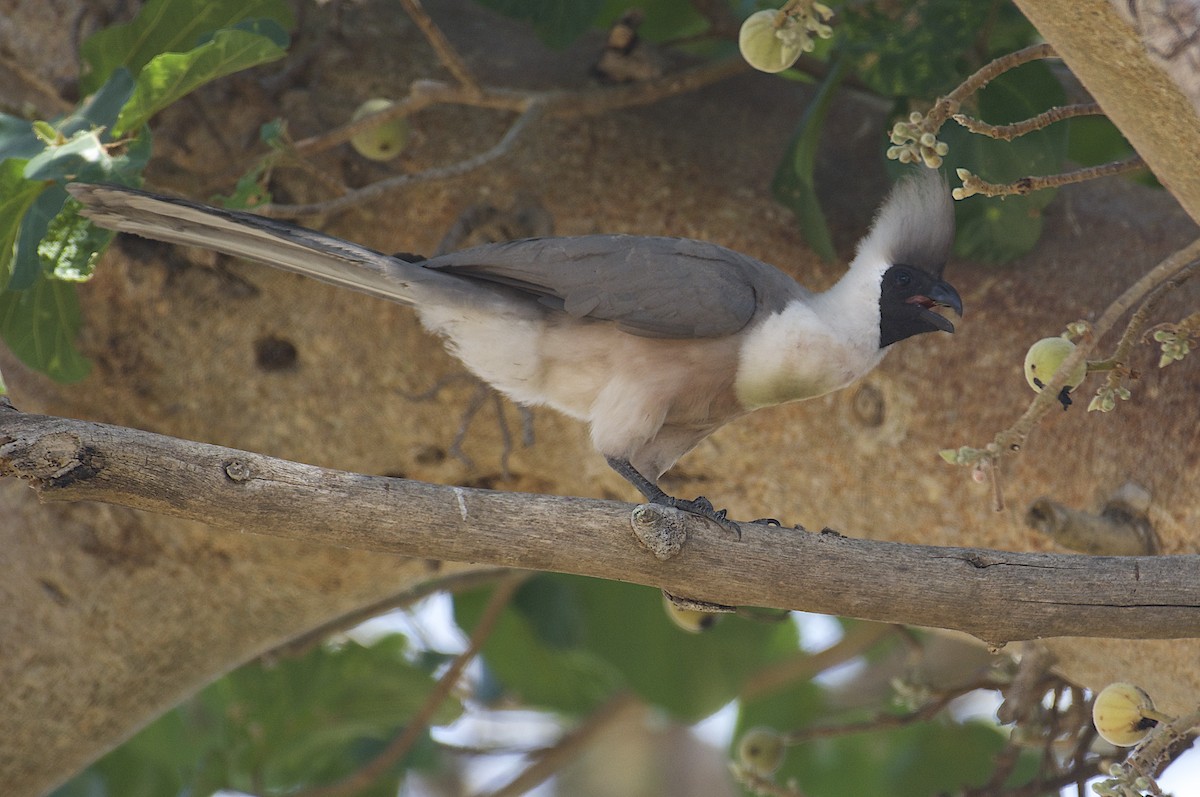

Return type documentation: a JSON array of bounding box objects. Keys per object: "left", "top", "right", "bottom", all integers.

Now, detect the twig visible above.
[
  {"left": 780, "top": 679, "right": 991, "bottom": 745},
  {"left": 479, "top": 692, "right": 642, "bottom": 797},
  {"left": 288, "top": 574, "right": 527, "bottom": 797},
  {"left": 263, "top": 101, "right": 544, "bottom": 218},
  {"left": 740, "top": 623, "right": 898, "bottom": 701},
  {"left": 266, "top": 567, "right": 513, "bottom": 659},
  {"left": 955, "top": 155, "right": 1146, "bottom": 199},
  {"left": 396, "top": 0, "right": 482, "bottom": 96},
  {"left": 238, "top": 56, "right": 747, "bottom": 213},
  {"left": 1094, "top": 255, "right": 1200, "bottom": 404},
  {"left": 0, "top": 53, "right": 74, "bottom": 116},
  {"left": 952, "top": 102, "right": 1103, "bottom": 141},
  {"left": 993, "top": 239, "right": 1200, "bottom": 451},
  {"left": 927, "top": 43, "right": 1058, "bottom": 129}
]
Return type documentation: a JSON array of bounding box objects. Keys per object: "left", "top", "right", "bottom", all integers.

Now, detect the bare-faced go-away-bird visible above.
[{"left": 68, "top": 168, "right": 961, "bottom": 528}]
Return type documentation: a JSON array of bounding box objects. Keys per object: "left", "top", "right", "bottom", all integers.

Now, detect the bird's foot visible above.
[{"left": 662, "top": 494, "right": 741, "bottom": 537}]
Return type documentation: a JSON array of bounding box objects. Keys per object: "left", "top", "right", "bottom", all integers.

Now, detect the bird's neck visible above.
[{"left": 733, "top": 261, "right": 886, "bottom": 410}]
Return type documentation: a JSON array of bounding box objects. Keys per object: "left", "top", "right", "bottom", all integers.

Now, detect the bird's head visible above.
[{"left": 855, "top": 169, "right": 963, "bottom": 348}]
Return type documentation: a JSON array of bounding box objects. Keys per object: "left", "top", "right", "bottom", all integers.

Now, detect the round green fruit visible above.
[
  {"left": 1092, "top": 682, "right": 1158, "bottom": 747},
  {"left": 349, "top": 98, "right": 409, "bottom": 161},
  {"left": 737, "top": 727, "right": 785, "bottom": 776},
  {"left": 739, "top": 10, "right": 805, "bottom": 74},
  {"left": 1024, "top": 336, "right": 1087, "bottom": 395}
]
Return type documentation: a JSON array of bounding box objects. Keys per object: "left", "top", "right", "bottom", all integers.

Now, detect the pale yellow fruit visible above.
[
  {"left": 737, "top": 727, "right": 785, "bottom": 775},
  {"left": 662, "top": 592, "right": 719, "bottom": 633},
  {"left": 1092, "top": 682, "right": 1158, "bottom": 746},
  {"left": 1024, "top": 336, "right": 1087, "bottom": 394},
  {"left": 739, "top": 10, "right": 805, "bottom": 74},
  {"left": 349, "top": 98, "right": 409, "bottom": 161}
]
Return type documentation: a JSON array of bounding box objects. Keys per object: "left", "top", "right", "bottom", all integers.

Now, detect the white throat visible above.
[{"left": 733, "top": 253, "right": 889, "bottom": 410}]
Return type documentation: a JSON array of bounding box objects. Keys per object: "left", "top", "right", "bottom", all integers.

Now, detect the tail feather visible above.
[{"left": 68, "top": 183, "right": 424, "bottom": 306}]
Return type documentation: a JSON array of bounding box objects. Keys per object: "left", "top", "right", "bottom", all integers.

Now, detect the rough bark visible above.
[{"left": 3, "top": 0, "right": 1200, "bottom": 794}]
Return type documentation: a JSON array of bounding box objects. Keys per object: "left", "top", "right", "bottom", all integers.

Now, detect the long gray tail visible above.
[{"left": 68, "top": 183, "right": 428, "bottom": 306}]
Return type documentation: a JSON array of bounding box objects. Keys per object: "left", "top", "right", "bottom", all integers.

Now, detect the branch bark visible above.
[{"left": 4, "top": 400, "right": 1198, "bottom": 647}]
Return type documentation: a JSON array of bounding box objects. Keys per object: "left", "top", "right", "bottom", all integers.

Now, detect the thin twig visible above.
[
  {"left": 288, "top": 574, "right": 526, "bottom": 797},
  {"left": 480, "top": 692, "right": 642, "bottom": 797},
  {"left": 0, "top": 53, "right": 74, "bottom": 115},
  {"left": 956, "top": 155, "right": 1146, "bottom": 198},
  {"left": 989, "top": 238, "right": 1200, "bottom": 456},
  {"left": 1095, "top": 256, "right": 1200, "bottom": 401},
  {"left": 952, "top": 102, "right": 1103, "bottom": 141},
  {"left": 740, "top": 623, "right": 898, "bottom": 701},
  {"left": 396, "top": 0, "right": 482, "bottom": 96},
  {"left": 263, "top": 101, "right": 544, "bottom": 218},
  {"left": 927, "top": 43, "right": 1058, "bottom": 129},
  {"left": 230, "top": 56, "right": 747, "bottom": 208},
  {"left": 780, "top": 679, "right": 993, "bottom": 746}
]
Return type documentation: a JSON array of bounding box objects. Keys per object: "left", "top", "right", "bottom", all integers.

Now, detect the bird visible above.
[{"left": 68, "top": 169, "right": 961, "bottom": 528}]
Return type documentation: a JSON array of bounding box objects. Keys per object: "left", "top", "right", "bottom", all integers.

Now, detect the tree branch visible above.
[{"left": 3, "top": 400, "right": 1199, "bottom": 646}]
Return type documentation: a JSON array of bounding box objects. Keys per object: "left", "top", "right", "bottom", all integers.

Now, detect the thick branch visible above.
[{"left": 3, "top": 401, "right": 1199, "bottom": 646}]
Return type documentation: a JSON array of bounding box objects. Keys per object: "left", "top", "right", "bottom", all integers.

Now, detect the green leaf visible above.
[
  {"left": 53, "top": 635, "right": 454, "bottom": 797},
  {"left": 456, "top": 583, "right": 625, "bottom": 714},
  {"left": 39, "top": 199, "right": 115, "bottom": 282},
  {"left": 114, "top": 26, "right": 289, "bottom": 136},
  {"left": 1067, "top": 115, "right": 1134, "bottom": 167},
  {"left": 59, "top": 67, "right": 137, "bottom": 137},
  {"left": 771, "top": 59, "right": 847, "bottom": 263},
  {"left": 458, "top": 575, "right": 796, "bottom": 721},
  {"left": 0, "top": 159, "right": 49, "bottom": 289},
  {"left": 737, "top": 682, "right": 1014, "bottom": 797},
  {"left": 472, "top": 0, "right": 606, "bottom": 48},
  {"left": 0, "top": 277, "right": 90, "bottom": 382},
  {"left": 841, "top": 0, "right": 1006, "bottom": 99},
  {"left": 80, "top": 0, "right": 293, "bottom": 93},
  {"left": 12, "top": 186, "right": 69, "bottom": 290},
  {"left": 23, "top": 129, "right": 113, "bottom": 182},
  {"left": 0, "top": 114, "right": 45, "bottom": 162}
]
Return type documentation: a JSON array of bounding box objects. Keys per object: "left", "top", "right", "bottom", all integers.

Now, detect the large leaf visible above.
[
  {"left": 473, "top": 0, "right": 606, "bottom": 48},
  {"left": 771, "top": 59, "right": 847, "bottom": 263},
  {"left": 52, "top": 635, "right": 454, "bottom": 797},
  {"left": 23, "top": 129, "right": 113, "bottom": 182},
  {"left": 114, "top": 24, "right": 289, "bottom": 136},
  {"left": 0, "top": 114, "right": 46, "bottom": 162},
  {"left": 0, "top": 159, "right": 48, "bottom": 289},
  {"left": 0, "top": 277, "right": 90, "bottom": 382},
  {"left": 458, "top": 574, "right": 797, "bottom": 721},
  {"left": 80, "top": 0, "right": 293, "bottom": 93}
]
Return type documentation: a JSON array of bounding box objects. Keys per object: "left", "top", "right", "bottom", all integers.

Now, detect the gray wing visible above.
[{"left": 425, "top": 235, "right": 806, "bottom": 338}]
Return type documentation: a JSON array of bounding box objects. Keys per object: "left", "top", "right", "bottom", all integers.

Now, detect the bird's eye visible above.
[{"left": 894, "top": 270, "right": 912, "bottom": 287}]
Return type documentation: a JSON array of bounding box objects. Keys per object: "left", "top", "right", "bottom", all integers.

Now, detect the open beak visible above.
[{"left": 907, "top": 280, "right": 963, "bottom": 333}]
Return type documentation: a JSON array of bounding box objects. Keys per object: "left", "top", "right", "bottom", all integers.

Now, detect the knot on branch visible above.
[
  {"left": 2, "top": 430, "right": 105, "bottom": 489},
  {"left": 223, "top": 459, "right": 254, "bottom": 483},
  {"left": 630, "top": 503, "right": 688, "bottom": 560}
]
